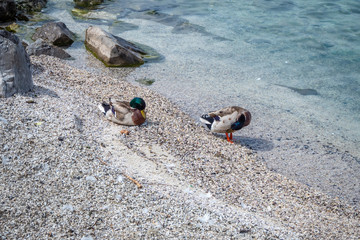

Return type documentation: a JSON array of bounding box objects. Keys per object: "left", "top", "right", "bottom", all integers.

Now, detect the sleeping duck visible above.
[
  {"left": 200, "top": 106, "right": 251, "bottom": 143},
  {"left": 98, "top": 97, "right": 146, "bottom": 126}
]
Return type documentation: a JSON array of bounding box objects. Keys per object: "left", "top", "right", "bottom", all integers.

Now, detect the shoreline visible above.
[
  {"left": 122, "top": 48, "right": 360, "bottom": 208},
  {"left": 7, "top": 0, "right": 359, "bottom": 209},
  {"left": 1, "top": 55, "right": 359, "bottom": 239},
  {"left": 82, "top": 42, "right": 360, "bottom": 208}
]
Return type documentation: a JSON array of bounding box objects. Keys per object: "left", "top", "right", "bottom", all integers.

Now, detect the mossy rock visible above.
[
  {"left": 72, "top": 8, "right": 117, "bottom": 21},
  {"left": 85, "top": 43, "right": 144, "bottom": 68},
  {"left": 16, "top": 0, "right": 47, "bottom": 14},
  {"left": 5, "top": 23, "right": 20, "bottom": 33},
  {"left": 73, "top": 0, "right": 104, "bottom": 8},
  {"left": 71, "top": 8, "right": 91, "bottom": 19},
  {"left": 28, "top": 12, "right": 54, "bottom": 23},
  {"left": 146, "top": 10, "right": 159, "bottom": 16}
]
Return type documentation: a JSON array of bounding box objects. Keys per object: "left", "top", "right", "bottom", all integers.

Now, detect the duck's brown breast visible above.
[
  {"left": 243, "top": 110, "right": 251, "bottom": 127},
  {"left": 132, "top": 109, "right": 146, "bottom": 125}
]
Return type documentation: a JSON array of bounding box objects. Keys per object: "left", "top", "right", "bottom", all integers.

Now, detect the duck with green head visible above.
[
  {"left": 200, "top": 106, "right": 251, "bottom": 143},
  {"left": 98, "top": 97, "right": 146, "bottom": 126}
]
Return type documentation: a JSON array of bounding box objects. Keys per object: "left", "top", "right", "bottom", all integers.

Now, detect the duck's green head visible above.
[
  {"left": 130, "top": 97, "right": 146, "bottom": 110},
  {"left": 130, "top": 97, "right": 146, "bottom": 119}
]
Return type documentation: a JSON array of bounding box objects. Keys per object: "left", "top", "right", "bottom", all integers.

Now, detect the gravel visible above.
[{"left": 0, "top": 55, "right": 359, "bottom": 239}]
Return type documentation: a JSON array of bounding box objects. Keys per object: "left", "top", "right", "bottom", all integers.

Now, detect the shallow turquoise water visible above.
[{"left": 22, "top": 0, "right": 360, "bottom": 204}]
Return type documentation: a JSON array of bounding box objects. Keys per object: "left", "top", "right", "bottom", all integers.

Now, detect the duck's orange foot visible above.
[{"left": 226, "top": 133, "right": 234, "bottom": 144}]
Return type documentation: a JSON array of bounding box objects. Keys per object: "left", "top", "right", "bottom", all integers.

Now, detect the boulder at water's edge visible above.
[
  {"left": 32, "top": 22, "right": 74, "bottom": 47},
  {"left": 85, "top": 26, "right": 144, "bottom": 67}
]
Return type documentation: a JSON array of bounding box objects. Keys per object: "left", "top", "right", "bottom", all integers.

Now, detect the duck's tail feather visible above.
[
  {"left": 200, "top": 114, "right": 214, "bottom": 130},
  {"left": 98, "top": 102, "right": 111, "bottom": 115}
]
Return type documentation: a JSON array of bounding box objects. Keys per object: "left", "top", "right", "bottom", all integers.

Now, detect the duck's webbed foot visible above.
[{"left": 226, "top": 132, "right": 234, "bottom": 144}]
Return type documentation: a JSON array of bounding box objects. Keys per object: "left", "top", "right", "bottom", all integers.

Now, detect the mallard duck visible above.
[
  {"left": 98, "top": 97, "right": 146, "bottom": 126},
  {"left": 200, "top": 106, "right": 251, "bottom": 143}
]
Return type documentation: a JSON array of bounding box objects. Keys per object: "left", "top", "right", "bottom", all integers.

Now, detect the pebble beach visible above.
[{"left": 1, "top": 55, "right": 359, "bottom": 239}]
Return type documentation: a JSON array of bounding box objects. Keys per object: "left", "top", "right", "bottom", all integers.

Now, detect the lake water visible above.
[{"left": 21, "top": 0, "right": 360, "bottom": 205}]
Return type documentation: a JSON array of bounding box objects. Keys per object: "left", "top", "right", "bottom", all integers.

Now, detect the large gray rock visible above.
[
  {"left": 0, "top": 0, "right": 17, "bottom": 22},
  {"left": 26, "top": 39, "right": 71, "bottom": 59},
  {"left": 85, "top": 26, "right": 145, "bottom": 67},
  {"left": 0, "top": 30, "right": 33, "bottom": 98},
  {"left": 32, "top": 21, "right": 74, "bottom": 47}
]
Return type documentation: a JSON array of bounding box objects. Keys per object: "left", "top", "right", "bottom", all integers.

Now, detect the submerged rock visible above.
[
  {"left": 73, "top": 0, "right": 103, "bottom": 8},
  {"left": 26, "top": 39, "right": 71, "bottom": 59},
  {"left": 84, "top": 26, "right": 145, "bottom": 67},
  {"left": 32, "top": 22, "right": 74, "bottom": 47},
  {"left": 129, "top": 10, "right": 231, "bottom": 41},
  {"left": 0, "top": 30, "right": 33, "bottom": 98},
  {"left": 5, "top": 22, "right": 20, "bottom": 33},
  {"left": 71, "top": 8, "right": 117, "bottom": 20},
  {"left": 16, "top": 0, "right": 47, "bottom": 14},
  {"left": 136, "top": 78, "right": 155, "bottom": 86}
]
